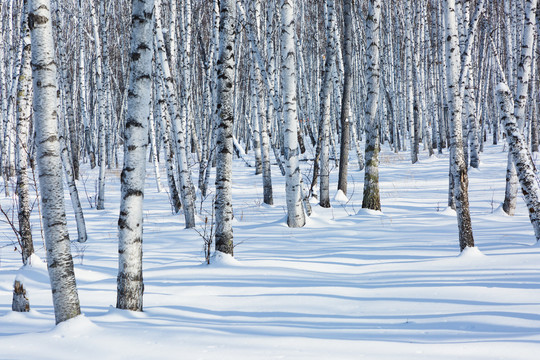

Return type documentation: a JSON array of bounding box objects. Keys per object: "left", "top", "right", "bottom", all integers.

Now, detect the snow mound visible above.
[
  {"left": 334, "top": 190, "right": 348, "bottom": 203},
  {"left": 356, "top": 208, "right": 384, "bottom": 216},
  {"left": 458, "top": 246, "right": 485, "bottom": 259},
  {"left": 439, "top": 207, "right": 456, "bottom": 216},
  {"left": 209, "top": 251, "right": 241, "bottom": 267},
  {"left": 492, "top": 203, "right": 509, "bottom": 216},
  {"left": 28, "top": 254, "right": 47, "bottom": 270},
  {"left": 50, "top": 315, "right": 99, "bottom": 336}
]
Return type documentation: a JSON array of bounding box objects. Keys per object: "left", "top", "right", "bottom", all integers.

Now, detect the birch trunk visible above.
[
  {"left": 503, "top": 0, "right": 537, "bottom": 215},
  {"left": 214, "top": 0, "right": 236, "bottom": 255},
  {"left": 90, "top": 0, "right": 107, "bottom": 210},
  {"left": 154, "top": 0, "right": 196, "bottom": 228},
  {"left": 361, "top": 0, "right": 382, "bottom": 211},
  {"left": 117, "top": 0, "right": 154, "bottom": 312},
  {"left": 337, "top": 0, "right": 353, "bottom": 195},
  {"left": 497, "top": 83, "right": 540, "bottom": 241},
  {"left": 155, "top": 71, "right": 182, "bottom": 213},
  {"left": 318, "top": 0, "right": 337, "bottom": 208},
  {"left": 59, "top": 120, "right": 88, "bottom": 244},
  {"left": 443, "top": 0, "right": 474, "bottom": 251},
  {"left": 147, "top": 86, "right": 164, "bottom": 193},
  {"left": 15, "top": 0, "right": 34, "bottom": 265},
  {"left": 78, "top": 0, "right": 95, "bottom": 169},
  {"left": 29, "top": 0, "right": 81, "bottom": 324},
  {"left": 281, "top": 0, "right": 306, "bottom": 227}
]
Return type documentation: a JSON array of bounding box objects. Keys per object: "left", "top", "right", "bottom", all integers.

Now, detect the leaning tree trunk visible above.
[
  {"left": 214, "top": 0, "right": 236, "bottom": 255},
  {"left": 497, "top": 83, "right": 540, "bottom": 241},
  {"left": 29, "top": 0, "right": 81, "bottom": 324},
  {"left": 116, "top": 0, "right": 154, "bottom": 312},
  {"left": 361, "top": 0, "right": 382, "bottom": 211}
]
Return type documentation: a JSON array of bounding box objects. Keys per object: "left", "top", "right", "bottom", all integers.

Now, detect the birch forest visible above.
[{"left": 2, "top": 0, "right": 540, "bottom": 352}]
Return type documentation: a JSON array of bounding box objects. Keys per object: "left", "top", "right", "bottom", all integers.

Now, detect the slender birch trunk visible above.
[
  {"left": 497, "top": 83, "right": 540, "bottom": 241},
  {"left": 154, "top": 0, "right": 196, "bottom": 228},
  {"left": 155, "top": 69, "right": 182, "bottom": 213},
  {"left": 337, "top": 0, "right": 353, "bottom": 195},
  {"left": 117, "top": 0, "right": 154, "bottom": 312},
  {"left": 90, "top": 0, "right": 107, "bottom": 210},
  {"left": 15, "top": 0, "right": 34, "bottom": 265},
  {"left": 29, "top": 0, "right": 81, "bottom": 324},
  {"left": 361, "top": 0, "right": 382, "bottom": 211},
  {"left": 503, "top": 0, "right": 537, "bottom": 215},
  {"left": 148, "top": 83, "right": 164, "bottom": 193},
  {"left": 443, "top": 0, "right": 475, "bottom": 251},
  {"left": 317, "top": 0, "right": 337, "bottom": 208},
  {"left": 78, "top": 0, "right": 95, "bottom": 169}
]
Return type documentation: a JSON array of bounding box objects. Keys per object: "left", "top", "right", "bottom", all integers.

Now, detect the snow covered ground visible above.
[{"left": 1, "top": 144, "right": 540, "bottom": 359}]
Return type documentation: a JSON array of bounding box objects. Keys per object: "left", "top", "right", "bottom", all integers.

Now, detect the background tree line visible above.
[{"left": 1, "top": 0, "right": 539, "bottom": 323}]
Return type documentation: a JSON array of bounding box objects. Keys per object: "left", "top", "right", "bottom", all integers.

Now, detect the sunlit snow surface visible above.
[{"left": 1, "top": 144, "right": 540, "bottom": 359}]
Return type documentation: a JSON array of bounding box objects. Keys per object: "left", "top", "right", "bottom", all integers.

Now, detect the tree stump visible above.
[{"left": 12, "top": 280, "right": 30, "bottom": 312}]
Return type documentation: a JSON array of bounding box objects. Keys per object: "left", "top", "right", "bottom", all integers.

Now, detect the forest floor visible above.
[{"left": 1, "top": 143, "right": 540, "bottom": 359}]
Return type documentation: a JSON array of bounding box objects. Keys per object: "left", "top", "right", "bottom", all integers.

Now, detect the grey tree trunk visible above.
[
  {"left": 116, "top": 0, "right": 154, "bottom": 312},
  {"left": 337, "top": 0, "right": 353, "bottom": 195},
  {"left": 214, "top": 0, "right": 236, "bottom": 255},
  {"left": 29, "top": 0, "right": 81, "bottom": 324}
]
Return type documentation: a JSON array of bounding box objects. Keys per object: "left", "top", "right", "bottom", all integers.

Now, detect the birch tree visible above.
[
  {"left": 337, "top": 0, "right": 353, "bottom": 196},
  {"left": 496, "top": 83, "right": 540, "bottom": 242},
  {"left": 318, "top": 0, "right": 337, "bottom": 208},
  {"left": 29, "top": 0, "right": 80, "bottom": 324},
  {"left": 15, "top": 0, "right": 34, "bottom": 265},
  {"left": 117, "top": 0, "right": 154, "bottom": 312},
  {"left": 90, "top": 0, "right": 107, "bottom": 210},
  {"left": 495, "top": 0, "right": 539, "bottom": 240},
  {"left": 154, "top": 0, "right": 196, "bottom": 228},
  {"left": 214, "top": 0, "right": 236, "bottom": 255},
  {"left": 281, "top": 0, "right": 306, "bottom": 227},
  {"left": 442, "top": 0, "right": 481, "bottom": 251},
  {"left": 361, "top": 0, "right": 382, "bottom": 211}
]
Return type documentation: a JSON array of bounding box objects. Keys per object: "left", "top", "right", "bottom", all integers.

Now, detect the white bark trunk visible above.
[
  {"left": 29, "top": 0, "right": 81, "bottom": 324},
  {"left": 361, "top": 0, "right": 382, "bottom": 211},
  {"left": 497, "top": 83, "right": 540, "bottom": 241},
  {"left": 443, "top": 0, "right": 475, "bottom": 251},
  {"left": 214, "top": 0, "right": 236, "bottom": 255},
  {"left": 16, "top": 0, "right": 34, "bottom": 265},
  {"left": 281, "top": 0, "right": 306, "bottom": 228},
  {"left": 116, "top": 0, "right": 154, "bottom": 312}
]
